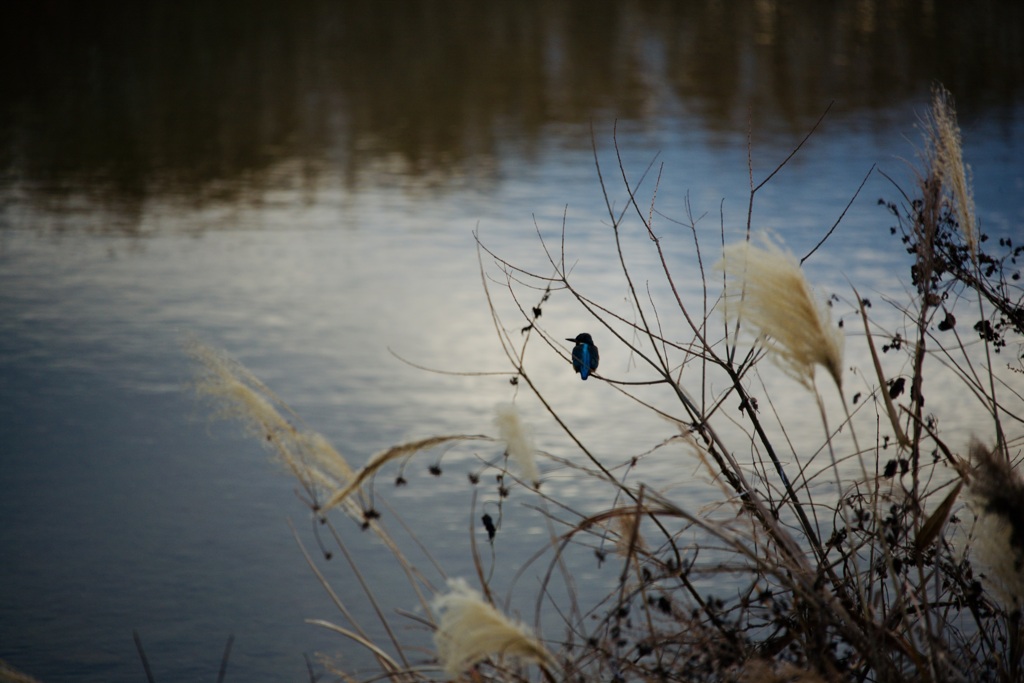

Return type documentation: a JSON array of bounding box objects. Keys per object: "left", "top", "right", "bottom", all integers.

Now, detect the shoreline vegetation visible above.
[{"left": 178, "top": 85, "right": 1021, "bottom": 681}]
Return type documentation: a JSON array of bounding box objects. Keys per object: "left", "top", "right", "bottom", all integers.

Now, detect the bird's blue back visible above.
[{"left": 572, "top": 339, "right": 599, "bottom": 380}]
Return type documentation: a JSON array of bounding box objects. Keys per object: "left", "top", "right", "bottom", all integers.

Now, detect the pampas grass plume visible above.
[
  {"left": 432, "top": 578, "right": 554, "bottom": 676},
  {"left": 185, "top": 337, "right": 363, "bottom": 515},
  {"left": 967, "top": 439, "right": 1024, "bottom": 607},
  {"left": 494, "top": 402, "right": 540, "bottom": 486},
  {"left": 718, "top": 236, "right": 845, "bottom": 390},
  {"left": 928, "top": 86, "right": 977, "bottom": 257},
  {"left": 187, "top": 336, "right": 293, "bottom": 440}
]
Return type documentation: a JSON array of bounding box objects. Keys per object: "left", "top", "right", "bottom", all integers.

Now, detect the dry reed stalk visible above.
[{"left": 322, "top": 434, "right": 491, "bottom": 512}]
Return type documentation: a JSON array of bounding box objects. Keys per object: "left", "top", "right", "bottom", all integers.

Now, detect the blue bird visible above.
[{"left": 566, "top": 333, "right": 599, "bottom": 380}]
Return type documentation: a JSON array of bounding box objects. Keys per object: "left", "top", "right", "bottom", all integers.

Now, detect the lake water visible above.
[{"left": 2, "top": 2, "right": 1022, "bottom": 681}]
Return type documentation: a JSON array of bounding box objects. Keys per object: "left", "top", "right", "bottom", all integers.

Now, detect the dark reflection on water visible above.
[{"left": 1, "top": 0, "right": 1021, "bottom": 230}]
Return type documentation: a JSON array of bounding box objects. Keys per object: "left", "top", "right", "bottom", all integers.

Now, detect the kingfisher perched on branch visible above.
[{"left": 566, "top": 333, "right": 599, "bottom": 380}]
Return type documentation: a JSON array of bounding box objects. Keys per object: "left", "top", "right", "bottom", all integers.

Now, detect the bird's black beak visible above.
[{"left": 565, "top": 337, "right": 575, "bottom": 342}]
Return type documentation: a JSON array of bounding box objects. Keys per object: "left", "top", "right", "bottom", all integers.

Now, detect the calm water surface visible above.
[{"left": 2, "top": 2, "right": 1022, "bottom": 681}]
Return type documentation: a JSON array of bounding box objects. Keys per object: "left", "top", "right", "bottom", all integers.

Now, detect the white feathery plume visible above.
[
  {"left": 927, "top": 86, "right": 977, "bottom": 258},
  {"left": 187, "top": 337, "right": 492, "bottom": 523},
  {"left": 494, "top": 402, "right": 541, "bottom": 486},
  {"left": 186, "top": 338, "right": 384, "bottom": 523},
  {"left": 432, "top": 577, "right": 554, "bottom": 676},
  {"left": 718, "top": 235, "right": 845, "bottom": 391},
  {"left": 185, "top": 337, "right": 356, "bottom": 504},
  {"left": 967, "top": 440, "right": 1024, "bottom": 608}
]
